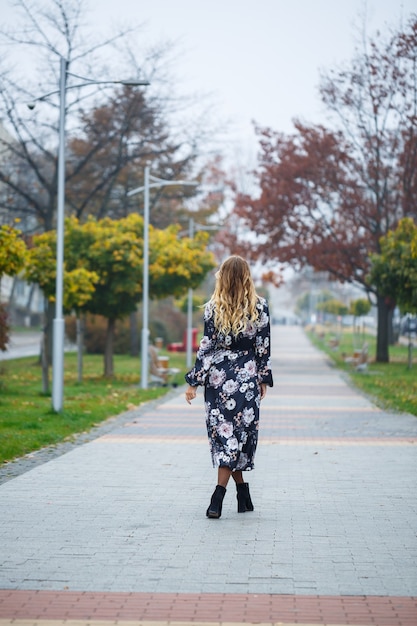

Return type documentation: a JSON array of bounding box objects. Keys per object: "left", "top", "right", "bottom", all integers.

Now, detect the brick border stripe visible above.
[
  {"left": 94, "top": 434, "right": 417, "bottom": 446},
  {"left": 0, "top": 591, "right": 416, "bottom": 625}
]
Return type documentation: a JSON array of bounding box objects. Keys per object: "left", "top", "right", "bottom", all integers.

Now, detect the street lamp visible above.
[
  {"left": 127, "top": 165, "right": 198, "bottom": 389},
  {"left": 32, "top": 56, "right": 149, "bottom": 412},
  {"left": 185, "top": 219, "right": 219, "bottom": 368},
  {"left": 186, "top": 217, "right": 195, "bottom": 369}
]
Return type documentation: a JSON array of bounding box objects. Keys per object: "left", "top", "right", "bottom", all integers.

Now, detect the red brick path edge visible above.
[{"left": 0, "top": 591, "right": 416, "bottom": 625}]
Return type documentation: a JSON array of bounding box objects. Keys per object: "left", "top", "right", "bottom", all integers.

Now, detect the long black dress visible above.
[{"left": 185, "top": 297, "right": 273, "bottom": 471}]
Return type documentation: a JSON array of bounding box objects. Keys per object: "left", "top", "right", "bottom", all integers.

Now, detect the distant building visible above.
[
  {"left": 0, "top": 120, "right": 44, "bottom": 327},
  {"left": 0, "top": 276, "right": 44, "bottom": 327}
]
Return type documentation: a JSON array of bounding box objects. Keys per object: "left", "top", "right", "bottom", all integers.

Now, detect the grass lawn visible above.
[
  {"left": 0, "top": 350, "right": 187, "bottom": 465},
  {"left": 307, "top": 325, "right": 417, "bottom": 418}
]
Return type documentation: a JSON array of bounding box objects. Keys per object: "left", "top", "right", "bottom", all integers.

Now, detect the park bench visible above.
[
  {"left": 149, "top": 344, "right": 180, "bottom": 386},
  {"left": 344, "top": 342, "right": 369, "bottom": 371}
]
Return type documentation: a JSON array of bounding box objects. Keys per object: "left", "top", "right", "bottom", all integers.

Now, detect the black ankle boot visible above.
[
  {"left": 236, "top": 482, "right": 254, "bottom": 513},
  {"left": 206, "top": 485, "right": 227, "bottom": 519}
]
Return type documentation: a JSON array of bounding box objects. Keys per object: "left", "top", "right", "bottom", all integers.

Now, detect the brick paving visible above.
[
  {"left": 0, "top": 325, "right": 416, "bottom": 625},
  {"left": 0, "top": 589, "right": 416, "bottom": 624}
]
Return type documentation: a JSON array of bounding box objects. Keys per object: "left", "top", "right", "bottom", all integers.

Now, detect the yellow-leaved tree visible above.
[
  {"left": 26, "top": 219, "right": 99, "bottom": 390},
  {"left": 0, "top": 224, "right": 27, "bottom": 351},
  {"left": 79, "top": 214, "right": 215, "bottom": 377},
  {"left": 26, "top": 214, "right": 215, "bottom": 380}
]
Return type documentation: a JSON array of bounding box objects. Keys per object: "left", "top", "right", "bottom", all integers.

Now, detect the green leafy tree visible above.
[
  {"left": 26, "top": 227, "right": 99, "bottom": 312},
  {"left": 26, "top": 220, "right": 99, "bottom": 389},
  {"left": 350, "top": 298, "right": 372, "bottom": 349},
  {"left": 176, "top": 294, "right": 205, "bottom": 314},
  {"left": 350, "top": 298, "right": 372, "bottom": 318},
  {"left": 27, "top": 214, "right": 215, "bottom": 378},
  {"left": 369, "top": 217, "right": 417, "bottom": 367},
  {"left": 79, "top": 214, "right": 215, "bottom": 376},
  {"left": 295, "top": 289, "right": 333, "bottom": 321},
  {"left": 0, "top": 223, "right": 27, "bottom": 279},
  {"left": 369, "top": 218, "right": 417, "bottom": 315},
  {"left": 317, "top": 299, "right": 348, "bottom": 317},
  {"left": 0, "top": 224, "right": 27, "bottom": 351}
]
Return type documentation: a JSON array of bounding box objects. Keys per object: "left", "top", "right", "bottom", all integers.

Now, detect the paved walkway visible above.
[
  {"left": 0, "top": 331, "right": 75, "bottom": 361},
  {"left": 0, "top": 331, "right": 42, "bottom": 361},
  {"left": 0, "top": 326, "right": 416, "bottom": 625}
]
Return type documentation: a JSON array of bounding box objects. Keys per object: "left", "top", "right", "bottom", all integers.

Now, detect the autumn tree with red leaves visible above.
[{"left": 232, "top": 15, "right": 417, "bottom": 362}]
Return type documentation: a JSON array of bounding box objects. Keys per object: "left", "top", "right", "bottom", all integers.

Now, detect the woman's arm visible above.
[
  {"left": 255, "top": 300, "right": 273, "bottom": 388},
  {"left": 185, "top": 385, "right": 197, "bottom": 404},
  {"left": 184, "top": 304, "right": 216, "bottom": 389}
]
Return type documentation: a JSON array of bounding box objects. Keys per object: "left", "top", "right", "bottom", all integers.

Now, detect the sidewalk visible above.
[
  {"left": 0, "top": 331, "right": 42, "bottom": 361},
  {"left": 0, "top": 325, "right": 416, "bottom": 625},
  {"left": 0, "top": 331, "right": 75, "bottom": 361}
]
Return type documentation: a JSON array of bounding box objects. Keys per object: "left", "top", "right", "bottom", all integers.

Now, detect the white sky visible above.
[
  {"left": 2, "top": 0, "right": 416, "bottom": 161},
  {"left": 92, "top": 0, "right": 415, "bottom": 152}
]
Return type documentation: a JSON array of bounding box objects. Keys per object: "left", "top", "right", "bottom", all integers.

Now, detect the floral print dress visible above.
[{"left": 185, "top": 297, "right": 273, "bottom": 471}]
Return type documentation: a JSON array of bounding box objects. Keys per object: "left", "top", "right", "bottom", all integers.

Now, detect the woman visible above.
[{"left": 185, "top": 255, "right": 273, "bottom": 519}]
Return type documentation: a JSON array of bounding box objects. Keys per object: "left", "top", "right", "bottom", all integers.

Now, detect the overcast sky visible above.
[
  {"left": 92, "top": 0, "right": 415, "bottom": 153},
  {"left": 3, "top": 0, "right": 416, "bottom": 162}
]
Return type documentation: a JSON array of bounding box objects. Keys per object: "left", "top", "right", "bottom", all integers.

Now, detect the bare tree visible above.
[
  {"left": 0, "top": 0, "right": 217, "bottom": 232},
  {"left": 0, "top": 0, "right": 222, "bottom": 387},
  {"left": 230, "top": 15, "right": 417, "bottom": 363}
]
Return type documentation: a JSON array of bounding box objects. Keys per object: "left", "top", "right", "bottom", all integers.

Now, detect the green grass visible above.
[
  {"left": 307, "top": 326, "right": 417, "bottom": 418},
  {"left": 0, "top": 350, "right": 187, "bottom": 464}
]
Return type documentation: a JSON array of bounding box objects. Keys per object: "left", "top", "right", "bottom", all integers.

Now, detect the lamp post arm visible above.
[
  {"left": 127, "top": 179, "right": 198, "bottom": 198},
  {"left": 67, "top": 70, "right": 149, "bottom": 86},
  {"left": 31, "top": 79, "right": 149, "bottom": 106}
]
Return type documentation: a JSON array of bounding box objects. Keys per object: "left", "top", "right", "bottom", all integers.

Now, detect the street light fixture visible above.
[
  {"left": 185, "top": 219, "right": 219, "bottom": 368},
  {"left": 127, "top": 165, "right": 198, "bottom": 389},
  {"left": 32, "top": 56, "right": 149, "bottom": 412}
]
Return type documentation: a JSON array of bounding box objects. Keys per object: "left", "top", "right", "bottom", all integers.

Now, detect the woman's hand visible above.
[
  {"left": 185, "top": 385, "right": 197, "bottom": 404},
  {"left": 260, "top": 383, "right": 267, "bottom": 400}
]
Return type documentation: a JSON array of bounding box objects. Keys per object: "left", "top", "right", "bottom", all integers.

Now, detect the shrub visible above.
[
  {"left": 65, "top": 314, "right": 131, "bottom": 354},
  {"left": 0, "top": 304, "right": 10, "bottom": 352},
  {"left": 65, "top": 299, "right": 189, "bottom": 355}
]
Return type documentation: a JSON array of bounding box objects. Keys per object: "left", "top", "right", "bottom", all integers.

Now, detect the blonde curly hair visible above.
[{"left": 209, "top": 255, "right": 259, "bottom": 336}]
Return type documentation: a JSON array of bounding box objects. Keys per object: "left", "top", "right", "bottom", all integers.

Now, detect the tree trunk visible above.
[
  {"left": 129, "top": 309, "right": 139, "bottom": 357},
  {"left": 387, "top": 308, "right": 395, "bottom": 346},
  {"left": 46, "top": 300, "right": 55, "bottom": 365},
  {"left": 407, "top": 334, "right": 413, "bottom": 370},
  {"left": 41, "top": 324, "right": 49, "bottom": 394},
  {"left": 375, "top": 295, "right": 390, "bottom": 363},
  {"left": 25, "top": 283, "right": 36, "bottom": 323},
  {"left": 40, "top": 297, "right": 51, "bottom": 393},
  {"left": 104, "top": 317, "right": 115, "bottom": 377},
  {"left": 76, "top": 315, "right": 84, "bottom": 383},
  {"left": 8, "top": 277, "right": 18, "bottom": 326}
]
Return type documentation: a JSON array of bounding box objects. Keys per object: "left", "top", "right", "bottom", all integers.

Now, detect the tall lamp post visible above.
[
  {"left": 186, "top": 217, "right": 195, "bottom": 370},
  {"left": 127, "top": 165, "right": 198, "bottom": 389},
  {"left": 32, "top": 56, "right": 149, "bottom": 412},
  {"left": 185, "top": 219, "right": 218, "bottom": 368}
]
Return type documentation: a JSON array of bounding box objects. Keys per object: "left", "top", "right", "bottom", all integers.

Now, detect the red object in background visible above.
[{"left": 167, "top": 328, "right": 199, "bottom": 352}]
